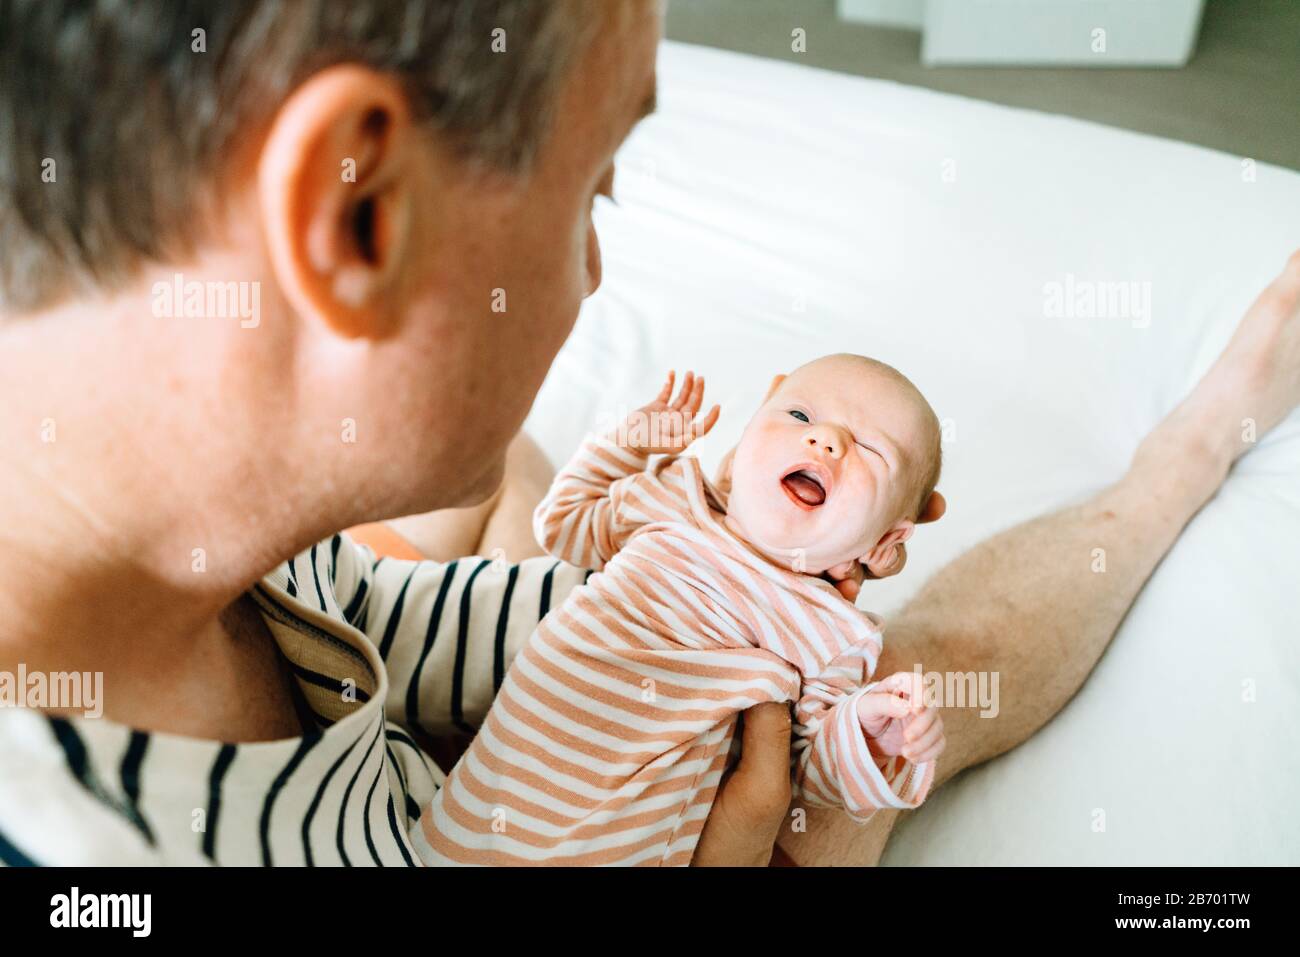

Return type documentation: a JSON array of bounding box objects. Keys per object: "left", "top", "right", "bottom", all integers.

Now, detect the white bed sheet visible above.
[{"left": 523, "top": 41, "right": 1300, "bottom": 865}]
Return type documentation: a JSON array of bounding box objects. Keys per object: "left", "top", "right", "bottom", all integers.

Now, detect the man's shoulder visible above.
[{"left": 0, "top": 710, "right": 193, "bottom": 866}]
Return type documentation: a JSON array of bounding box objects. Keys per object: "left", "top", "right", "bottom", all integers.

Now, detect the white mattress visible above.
[{"left": 524, "top": 41, "right": 1300, "bottom": 865}]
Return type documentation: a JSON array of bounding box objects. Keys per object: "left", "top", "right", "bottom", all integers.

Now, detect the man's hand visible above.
[
  {"left": 692, "top": 701, "right": 792, "bottom": 866},
  {"left": 622, "top": 370, "right": 720, "bottom": 455}
]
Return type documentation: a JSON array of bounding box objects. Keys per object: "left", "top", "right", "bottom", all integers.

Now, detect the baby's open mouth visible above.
[{"left": 781, "top": 468, "right": 827, "bottom": 508}]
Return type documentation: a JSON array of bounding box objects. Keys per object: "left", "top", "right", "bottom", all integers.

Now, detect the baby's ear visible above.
[
  {"left": 863, "top": 520, "right": 915, "bottom": 568},
  {"left": 826, "top": 559, "right": 858, "bottom": 580}
]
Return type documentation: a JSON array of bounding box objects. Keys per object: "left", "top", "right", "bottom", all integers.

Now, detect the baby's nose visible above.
[{"left": 803, "top": 425, "right": 846, "bottom": 460}]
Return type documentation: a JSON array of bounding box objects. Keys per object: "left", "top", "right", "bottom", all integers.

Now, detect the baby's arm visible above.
[
  {"left": 532, "top": 370, "right": 720, "bottom": 570},
  {"left": 793, "top": 643, "right": 940, "bottom": 822}
]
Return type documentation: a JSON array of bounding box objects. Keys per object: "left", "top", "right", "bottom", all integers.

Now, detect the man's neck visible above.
[{"left": 0, "top": 277, "right": 348, "bottom": 737}]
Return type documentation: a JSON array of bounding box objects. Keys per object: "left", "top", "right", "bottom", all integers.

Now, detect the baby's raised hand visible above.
[
  {"left": 621, "top": 370, "right": 721, "bottom": 455},
  {"left": 856, "top": 670, "right": 946, "bottom": 764}
]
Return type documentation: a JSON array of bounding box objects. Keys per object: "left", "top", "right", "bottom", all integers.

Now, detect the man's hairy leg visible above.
[
  {"left": 780, "top": 460, "right": 1222, "bottom": 864},
  {"left": 780, "top": 251, "right": 1300, "bottom": 865}
]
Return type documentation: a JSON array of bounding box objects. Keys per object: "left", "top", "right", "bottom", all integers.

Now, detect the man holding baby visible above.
[{"left": 1, "top": 0, "right": 1297, "bottom": 866}]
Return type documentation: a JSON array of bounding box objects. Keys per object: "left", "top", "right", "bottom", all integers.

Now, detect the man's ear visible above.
[
  {"left": 258, "top": 64, "right": 419, "bottom": 341},
  {"left": 864, "top": 520, "right": 914, "bottom": 569}
]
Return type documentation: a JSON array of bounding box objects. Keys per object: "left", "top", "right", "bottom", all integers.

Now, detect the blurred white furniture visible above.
[
  {"left": 838, "top": 0, "right": 926, "bottom": 30},
  {"left": 838, "top": 0, "right": 1206, "bottom": 66}
]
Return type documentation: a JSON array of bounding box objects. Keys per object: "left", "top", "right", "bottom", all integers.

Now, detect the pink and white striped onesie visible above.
[{"left": 417, "top": 431, "right": 934, "bottom": 865}]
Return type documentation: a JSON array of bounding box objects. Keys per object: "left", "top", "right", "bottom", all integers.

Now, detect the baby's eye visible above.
[{"left": 788, "top": 410, "right": 810, "bottom": 423}]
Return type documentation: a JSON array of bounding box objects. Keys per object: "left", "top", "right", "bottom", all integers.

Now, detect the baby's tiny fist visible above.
[
  {"left": 856, "top": 687, "right": 913, "bottom": 758},
  {"left": 899, "top": 705, "right": 946, "bottom": 764}
]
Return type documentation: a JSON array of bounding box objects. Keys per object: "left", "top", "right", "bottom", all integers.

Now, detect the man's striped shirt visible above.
[{"left": 0, "top": 535, "right": 587, "bottom": 865}]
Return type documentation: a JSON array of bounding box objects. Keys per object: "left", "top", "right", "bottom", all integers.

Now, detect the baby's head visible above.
[{"left": 725, "top": 353, "right": 941, "bottom": 576}]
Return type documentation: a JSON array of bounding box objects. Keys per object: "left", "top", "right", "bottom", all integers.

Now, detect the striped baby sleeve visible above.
[{"left": 533, "top": 431, "right": 685, "bottom": 571}]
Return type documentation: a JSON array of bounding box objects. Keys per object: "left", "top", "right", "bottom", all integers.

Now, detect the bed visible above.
[{"left": 523, "top": 41, "right": 1300, "bottom": 865}]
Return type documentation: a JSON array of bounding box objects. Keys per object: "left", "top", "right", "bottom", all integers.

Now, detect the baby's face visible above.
[{"left": 725, "top": 355, "right": 935, "bottom": 575}]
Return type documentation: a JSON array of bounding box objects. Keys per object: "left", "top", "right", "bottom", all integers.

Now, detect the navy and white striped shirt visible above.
[{"left": 0, "top": 534, "right": 588, "bottom": 865}]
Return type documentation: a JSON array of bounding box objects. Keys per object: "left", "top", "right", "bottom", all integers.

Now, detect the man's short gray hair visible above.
[{"left": 0, "top": 0, "right": 594, "bottom": 312}]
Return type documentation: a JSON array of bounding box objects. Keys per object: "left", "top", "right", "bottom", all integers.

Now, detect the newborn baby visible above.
[{"left": 417, "top": 354, "right": 945, "bottom": 865}]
